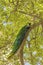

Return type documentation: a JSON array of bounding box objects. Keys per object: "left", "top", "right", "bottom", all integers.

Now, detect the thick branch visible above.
[{"left": 17, "top": 21, "right": 42, "bottom": 65}]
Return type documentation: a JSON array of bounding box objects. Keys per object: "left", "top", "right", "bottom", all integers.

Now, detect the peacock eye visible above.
[{"left": 29, "top": 23, "right": 31, "bottom": 25}]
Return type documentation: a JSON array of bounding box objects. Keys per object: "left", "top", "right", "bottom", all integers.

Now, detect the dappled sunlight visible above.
[{"left": 0, "top": 0, "right": 43, "bottom": 65}]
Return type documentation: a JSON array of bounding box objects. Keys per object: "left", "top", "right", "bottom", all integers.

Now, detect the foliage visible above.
[{"left": 0, "top": 0, "right": 43, "bottom": 65}]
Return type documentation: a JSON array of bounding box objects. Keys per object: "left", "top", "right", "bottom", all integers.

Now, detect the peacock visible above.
[{"left": 7, "top": 23, "right": 31, "bottom": 58}]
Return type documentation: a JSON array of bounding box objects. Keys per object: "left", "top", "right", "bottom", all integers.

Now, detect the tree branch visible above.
[{"left": 17, "top": 21, "right": 43, "bottom": 65}]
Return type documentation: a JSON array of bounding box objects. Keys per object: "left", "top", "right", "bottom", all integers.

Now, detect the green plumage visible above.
[
  {"left": 8, "top": 24, "right": 30, "bottom": 58},
  {"left": 12, "top": 25, "right": 30, "bottom": 53}
]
